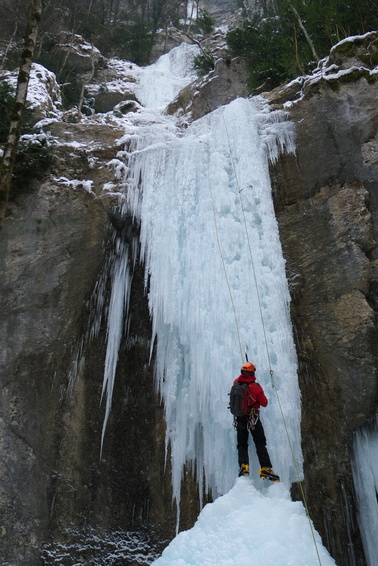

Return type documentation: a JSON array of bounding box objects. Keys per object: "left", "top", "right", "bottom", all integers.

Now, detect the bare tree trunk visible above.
[
  {"left": 288, "top": 1, "right": 319, "bottom": 62},
  {"left": 0, "top": 20, "right": 19, "bottom": 71},
  {"left": 293, "top": 23, "right": 305, "bottom": 75},
  {"left": 77, "top": 45, "right": 96, "bottom": 121},
  {"left": 0, "top": 0, "right": 44, "bottom": 230},
  {"left": 109, "top": 0, "right": 114, "bottom": 23},
  {"left": 186, "top": 0, "right": 197, "bottom": 34}
]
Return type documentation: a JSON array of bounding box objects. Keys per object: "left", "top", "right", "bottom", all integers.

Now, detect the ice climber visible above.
[{"left": 232, "top": 361, "right": 280, "bottom": 481}]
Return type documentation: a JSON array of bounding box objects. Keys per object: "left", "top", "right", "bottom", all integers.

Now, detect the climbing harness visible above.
[
  {"left": 232, "top": 408, "right": 259, "bottom": 431},
  {"left": 247, "top": 408, "right": 259, "bottom": 431}
]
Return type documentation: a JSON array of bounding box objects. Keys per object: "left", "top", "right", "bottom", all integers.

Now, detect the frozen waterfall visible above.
[
  {"left": 136, "top": 43, "right": 199, "bottom": 110},
  {"left": 102, "top": 42, "right": 303, "bottom": 512},
  {"left": 352, "top": 415, "right": 378, "bottom": 566}
]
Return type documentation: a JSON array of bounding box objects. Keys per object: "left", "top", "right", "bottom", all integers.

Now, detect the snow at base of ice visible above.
[{"left": 152, "top": 478, "right": 336, "bottom": 566}]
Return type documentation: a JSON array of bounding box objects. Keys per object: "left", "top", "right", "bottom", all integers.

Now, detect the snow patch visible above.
[
  {"left": 53, "top": 176, "right": 95, "bottom": 194},
  {"left": 0, "top": 63, "right": 62, "bottom": 118},
  {"left": 152, "top": 479, "right": 336, "bottom": 566},
  {"left": 330, "top": 30, "right": 378, "bottom": 54}
]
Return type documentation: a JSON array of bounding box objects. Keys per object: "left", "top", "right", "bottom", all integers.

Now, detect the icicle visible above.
[
  {"left": 351, "top": 415, "right": 378, "bottom": 566},
  {"left": 100, "top": 237, "right": 132, "bottom": 454}
]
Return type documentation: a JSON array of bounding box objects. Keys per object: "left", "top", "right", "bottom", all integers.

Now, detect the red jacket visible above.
[{"left": 233, "top": 374, "right": 268, "bottom": 412}]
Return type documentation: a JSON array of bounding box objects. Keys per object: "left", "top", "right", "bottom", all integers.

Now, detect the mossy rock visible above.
[{"left": 329, "top": 31, "right": 378, "bottom": 69}]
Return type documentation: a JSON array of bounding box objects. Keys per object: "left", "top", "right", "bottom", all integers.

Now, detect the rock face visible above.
[
  {"left": 0, "top": 63, "right": 62, "bottom": 121},
  {"left": 51, "top": 32, "right": 104, "bottom": 73},
  {"left": 166, "top": 56, "right": 249, "bottom": 119},
  {"left": 0, "top": 119, "right": 201, "bottom": 565},
  {"left": 0, "top": 176, "right": 108, "bottom": 564},
  {"left": 85, "top": 58, "right": 142, "bottom": 113},
  {"left": 202, "top": 0, "right": 240, "bottom": 23},
  {"left": 266, "top": 32, "right": 378, "bottom": 566}
]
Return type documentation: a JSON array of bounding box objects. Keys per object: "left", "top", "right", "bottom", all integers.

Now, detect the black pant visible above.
[{"left": 236, "top": 415, "right": 272, "bottom": 469}]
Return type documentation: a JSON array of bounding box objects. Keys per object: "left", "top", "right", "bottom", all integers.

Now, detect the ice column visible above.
[
  {"left": 123, "top": 96, "right": 301, "bottom": 509},
  {"left": 352, "top": 415, "right": 378, "bottom": 566},
  {"left": 100, "top": 236, "right": 132, "bottom": 453}
]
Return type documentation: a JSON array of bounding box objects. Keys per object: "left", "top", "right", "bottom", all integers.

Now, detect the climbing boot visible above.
[
  {"left": 238, "top": 464, "right": 249, "bottom": 477},
  {"left": 259, "top": 467, "right": 280, "bottom": 482}
]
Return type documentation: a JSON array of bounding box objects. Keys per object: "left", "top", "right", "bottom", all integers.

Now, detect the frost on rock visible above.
[
  {"left": 0, "top": 63, "right": 62, "bottom": 119},
  {"left": 27, "top": 64, "right": 62, "bottom": 115},
  {"left": 53, "top": 176, "right": 95, "bottom": 195},
  {"left": 41, "top": 527, "right": 161, "bottom": 566}
]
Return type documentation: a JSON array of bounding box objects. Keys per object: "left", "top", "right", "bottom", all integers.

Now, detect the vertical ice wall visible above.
[
  {"left": 136, "top": 43, "right": 199, "bottom": 110},
  {"left": 118, "top": 39, "right": 301, "bottom": 510},
  {"left": 352, "top": 416, "right": 378, "bottom": 566},
  {"left": 98, "top": 42, "right": 301, "bottom": 516}
]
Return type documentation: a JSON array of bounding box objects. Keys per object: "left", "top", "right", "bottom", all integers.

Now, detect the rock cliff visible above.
[
  {"left": 1, "top": 27, "right": 377, "bottom": 566},
  {"left": 0, "top": 109, "right": 201, "bottom": 565},
  {"left": 266, "top": 31, "right": 378, "bottom": 566}
]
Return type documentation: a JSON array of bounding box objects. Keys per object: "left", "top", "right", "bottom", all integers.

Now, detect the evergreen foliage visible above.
[
  {"left": 0, "top": 81, "right": 35, "bottom": 142},
  {"left": 95, "top": 21, "right": 155, "bottom": 65},
  {"left": 193, "top": 10, "right": 215, "bottom": 34},
  {"left": 193, "top": 51, "right": 215, "bottom": 76},
  {"left": 227, "top": 0, "right": 378, "bottom": 91},
  {"left": 12, "top": 137, "right": 54, "bottom": 195},
  {"left": 0, "top": 81, "right": 53, "bottom": 193}
]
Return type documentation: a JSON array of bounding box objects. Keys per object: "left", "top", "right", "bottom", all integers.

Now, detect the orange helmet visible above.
[{"left": 241, "top": 362, "right": 255, "bottom": 372}]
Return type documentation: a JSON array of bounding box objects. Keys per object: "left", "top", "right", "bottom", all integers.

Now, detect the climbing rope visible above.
[
  {"left": 206, "top": 103, "right": 324, "bottom": 566},
  {"left": 205, "top": 114, "right": 244, "bottom": 362}
]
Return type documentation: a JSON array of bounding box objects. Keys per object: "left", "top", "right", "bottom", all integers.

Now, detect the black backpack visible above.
[{"left": 229, "top": 382, "right": 249, "bottom": 417}]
